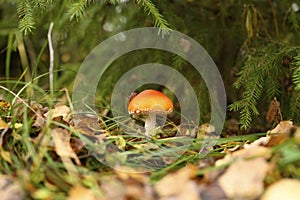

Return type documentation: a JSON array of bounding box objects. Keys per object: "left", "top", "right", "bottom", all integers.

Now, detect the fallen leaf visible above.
[
  {"left": 0, "top": 175, "right": 24, "bottom": 200},
  {"left": 262, "top": 179, "right": 300, "bottom": 200},
  {"left": 51, "top": 128, "right": 80, "bottom": 165},
  {"left": 101, "top": 176, "right": 127, "bottom": 200},
  {"left": 0, "top": 146, "right": 12, "bottom": 164},
  {"left": 294, "top": 127, "right": 300, "bottom": 139},
  {"left": 215, "top": 146, "right": 271, "bottom": 166},
  {"left": 266, "top": 120, "right": 297, "bottom": 147},
  {"left": 32, "top": 188, "right": 52, "bottom": 199},
  {"left": 70, "top": 138, "right": 85, "bottom": 154},
  {"left": 45, "top": 105, "right": 71, "bottom": 123},
  {"left": 114, "top": 168, "right": 154, "bottom": 200},
  {"left": 13, "top": 99, "right": 47, "bottom": 128},
  {"left": 267, "top": 120, "right": 297, "bottom": 136},
  {"left": 51, "top": 127, "right": 81, "bottom": 182},
  {"left": 218, "top": 157, "right": 269, "bottom": 200},
  {"left": 0, "top": 118, "right": 8, "bottom": 129},
  {"left": 155, "top": 165, "right": 200, "bottom": 200},
  {"left": 68, "top": 185, "right": 97, "bottom": 200},
  {"left": 199, "top": 184, "right": 227, "bottom": 200},
  {"left": 266, "top": 97, "right": 282, "bottom": 123},
  {"left": 71, "top": 114, "right": 106, "bottom": 136},
  {"left": 244, "top": 136, "right": 271, "bottom": 148},
  {"left": 244, "top": 121, "right": 298, "bottom": 148}
]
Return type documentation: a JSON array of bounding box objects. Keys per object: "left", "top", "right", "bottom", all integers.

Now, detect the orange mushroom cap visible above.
[{"left": 128, "top": 89, "right": 173, "bottom": 114}]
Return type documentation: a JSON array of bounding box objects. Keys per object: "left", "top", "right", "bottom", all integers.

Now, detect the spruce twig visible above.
[{"left": 136, "top": 0, "right": 170, "bottom": 36}]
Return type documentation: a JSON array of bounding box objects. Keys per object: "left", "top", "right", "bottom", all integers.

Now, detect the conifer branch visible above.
[
  {"left": 136, "top": 0, "right": 170, "bottom": 35},
  {"left": 17, "top": 0, "right": 35, "bottom": 35},
  {"left": 293, "top": 53, "right": 300, "bottom": 90},
  {"left": 67, "top": 0, "right": 90, "bottom": 21},
  {"left": 230, "top": 42, "right": 300, "bottom": 129}
]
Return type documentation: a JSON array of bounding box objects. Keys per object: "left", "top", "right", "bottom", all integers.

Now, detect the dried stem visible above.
[{"left": 48, "top": 22, "right": 54, "bottom": 96}]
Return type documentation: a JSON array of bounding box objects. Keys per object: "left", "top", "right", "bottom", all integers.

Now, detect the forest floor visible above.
[{"left": 1, "top": 95, "right": 300, "bottom": 200}]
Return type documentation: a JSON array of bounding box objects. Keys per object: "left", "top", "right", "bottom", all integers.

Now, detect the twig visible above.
[
  {"left": 48, "top": 22, "right": 54, "bottom": 96},
  {"left": 269, "top": 0, "right": 279, "bottom": 38},
  {"left": 60, "top": 87, "right": 73, "bottom": 111}
]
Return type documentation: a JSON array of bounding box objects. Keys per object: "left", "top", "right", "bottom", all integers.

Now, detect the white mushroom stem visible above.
[{"left": 144, "top": 112, "right": 157, "bottom": 137}]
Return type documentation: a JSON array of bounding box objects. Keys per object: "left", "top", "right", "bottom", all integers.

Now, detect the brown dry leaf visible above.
[
  {"left": 294, "top": 127, "right": 300, "bottom": 139},
  {"left": 70, "top": 138, "right": 85, "bottom": 154},
  {"left": 268, "top": 120, "right": 297, "bottom": 136},
  {"left": 0, "top": 175, "right": 24, "bottom": 200},
  {"left": 45, "top": 105, "right": 71, "bottom": 123},
  {"left": 101, "top": 175, "right": 127, "bottom": 200},
  {"left": 244, "top": 121, "right": 298, "bottom": 148},
  {"left": 215, "top": 146, "right": 271, "bottom": 166},
  {"left": 199, "top": 184, "right": 227, "bottom": 200},
  {"left": 71, "top": 114, "right": 106, "bottom": 136},
  {"left": 218, "top": 157, "right": 269, "bottom": 200},
  {"left": 13, "top": 99, "right": 47, "bottom": 128},
  {"left": 266, "top": 120, "right": 297, "bottom": 147},
  {"left": 262, "top": 179, "right": 300, "bottom": 200},
  {"left": 114, "top": 168, "right": 154, "bottom": 200},
  {"left": 155, "top": 165, "right": 200, "bottom": 200},
  {"left": 266, "top": 97, "right": 282, "bottom": 123},
  {"left": 71, "top": 114, "right": 107, "bottom": 154},
  {"left": 32, "top": 114, "right": 45, "bottom": 128},
  {"left": 51, "top": 128, "right": 81, "bottom": 166},
  {"left": 31, "top": 102, "right": 47, "bottom": 128},
  {"left": 266, "top": 134, "right": 287, "bottom": 147},
  {"left": 68, "top": 185, "right": 97, "bottom": 200},
  {"left": 52, "top": 128, "right": 81, "bottom": 182}
]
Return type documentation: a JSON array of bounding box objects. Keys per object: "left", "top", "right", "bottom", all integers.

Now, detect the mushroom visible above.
[{"left": 128, "top": 89, "right": 173, "bottom": 137}]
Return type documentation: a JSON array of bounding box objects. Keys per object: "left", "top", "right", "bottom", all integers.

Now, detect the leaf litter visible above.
[{"left": 0, "top": 97, "right": 300, "bottom": 199}]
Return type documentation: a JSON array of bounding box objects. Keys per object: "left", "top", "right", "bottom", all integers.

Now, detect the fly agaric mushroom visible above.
[{"left": 128, "top": 89, "right": 173, "bottom": 137}]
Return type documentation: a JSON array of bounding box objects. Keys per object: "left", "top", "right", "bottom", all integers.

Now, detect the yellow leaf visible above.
[
  {"left": 116, "top": 136, "right": 126, "bottom": 150},
  {"left": 68, "top": 185, "right": 97, "bottom": 200},
  {"left": 0, "top": 117, "right": 8, "bottom": 129},
  {"left": 0, "top": 146, "right": 13, "bottom": 164},
  {"left": 262, "top": 179, "right": 300, "bottom": 200}
]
